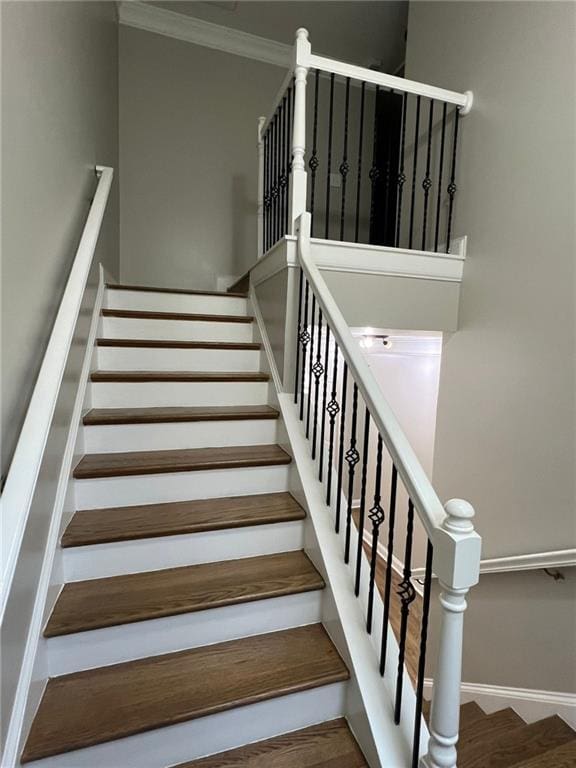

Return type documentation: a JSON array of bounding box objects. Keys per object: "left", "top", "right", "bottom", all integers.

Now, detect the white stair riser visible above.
[
  {"left": 102, "top": 316, "right": 254, "bottom": 342},
  {"left": 47, "top": 592, "right": 323, "bottom": 675},
  {"left": 105, "top": 290, "right": 248, "bottom": 316},
  {"left": 26, "top": 682, "right": 347, "bottom": 768},
  {"left": 83, "top": 420, "right": 278, "bottom": 453},
  {"left": 91, "top": 380, "right": 269, "bottom": 408},
  {"left": 74, "top": 465, "right": 290, "bottom": 510},
  {"left": 62, "top": 520, "right": 305, "bottom": 580},
  {"left": 96, "top": 346, "right": 260, "bottom": 372}
]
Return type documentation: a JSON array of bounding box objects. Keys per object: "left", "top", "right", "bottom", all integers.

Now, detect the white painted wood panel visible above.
[
  {"left": 74, "top": 465, "right": 291, "bottom": 510},
  {"left": 62, "top": 520, "right": 305, "bottom": 580},
  {"left": 96, "top": 345, "right": 260, "bottom": 372},
  {"left": 90, "top": 380, "right": 269, "bottom": 408},
  {"left": 105, "top": 289, "right": 247, "bottom": 316},
  {"left": 83, "top": 419, "right": 278, "bottom": 453},
  {"left": 102, "top": 316, "right": 253, "bottom": 342}
]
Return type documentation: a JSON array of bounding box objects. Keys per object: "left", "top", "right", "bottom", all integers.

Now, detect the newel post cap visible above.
[
  {"left": 295, "top": 27, "right": 309, "bottom": 41},
  {"left": 443, "top": 498, "right": 475, "bottom": 535}
]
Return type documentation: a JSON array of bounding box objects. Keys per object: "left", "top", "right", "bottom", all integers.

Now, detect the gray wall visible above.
[
  {"left": 406, "top": 1, "right": 576, "bottom": 692},
  {"left": 119, "top": 26, "right": 284, "bottom": 290},
  {"left": 1, "top": 0, "right": 119, "bottom": 482}
]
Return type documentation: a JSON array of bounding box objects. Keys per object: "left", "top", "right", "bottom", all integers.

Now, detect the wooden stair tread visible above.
[
  {"left": 90, "top": 370, "right": 269, "bottom": 382},
  {"left": 102, "top": 308, "right": 253, "bottom": 323},
  {"left": 96, "top": 338, "right": 260, "bottom": 350},
  {"left": 107, "top": 283, "right": 247, "bottom": 298},
  {"left": 62, "top": 492, "right": 305, "bottom": 547},
  {"left": 83, "top": 405, "right": 279, "bottom": 426},
  {"left": 460, "top": 700, "right": 488, "bottom": 729},
  {"left": 460, "top": 715, "right": 576, "bottom": 768},
  {"left": 179, "top": 718, "right": 368, "bottom": 767},
  {"left": 45, "top": 551, "right": 324, "bottom": 637},
  {"left": 21, "top": 624, "right": 349, "bottom": 762},
  {"left": 458, "top": 708, "right": 525, "bottom": 751},
  {"left": 73, "top": 444, "right": 291, "bottom": 479},
  {"left": 512, "top": 739, "right": 576, "bottom": 767}
]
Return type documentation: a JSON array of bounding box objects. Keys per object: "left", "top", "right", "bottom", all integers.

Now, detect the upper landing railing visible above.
[{"left": 257, "top": 28, "right": 472, "bottom": 257}]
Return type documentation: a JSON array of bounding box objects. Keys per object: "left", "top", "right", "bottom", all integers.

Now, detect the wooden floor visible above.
[
  {"left": 180, "top": 719, "right": 368, "bottom": 767},
  {"left": 45, "top": 551, "right": 324, "bottom": 636},
  {"left": 22, "top": 625, "right": 349, "bottom": 763},
  {"left": 73, "top": 444, "right": 291, "bottom": 479},
  {"left": 62, "top": 492, "right": 306, "bottom": 548}
]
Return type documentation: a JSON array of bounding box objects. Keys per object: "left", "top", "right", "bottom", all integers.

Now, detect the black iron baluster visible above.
[
  {"left": 318, "top": 324, "right": 331, "bottom": 481},
  {"left": 366, "top": 434, "right": 384, "bottom": 633},
  {"left": 271, "top": 112, "right": 279, "bottom": 246},
  {"left": 368, "top": 85, "right": 381, "bottom": 241},
  {"left": 446, "top": 107, "right": 460, "bottom": 254},
  {"left": 309, "top": 69, "right": 320, "bottom": 236},
  {"left": 326, "top": 342, "right": 340, "bottom": 506},
  {"left": 285, "top": 84, "right": 293, "bottom": 235},
  {"left": 421, "top": 99, "right": 434, "bottom": 251},
  {"left": 394, "top": 499, "right": 417, "bottom": 724},
  {"left": 324, "top": 72, "right": 335, "bottom": 240},
  {"left": 311, "top": 308, "right": 324, "bottom": 460},
  {"left": 264, "top": 130, "right": 270, "bottom": 252},
  {"left": 344, "top": 383, "right": 360, "bottom": 563},
  {"left": 279, "top": 96, "right": 287, "bottom": 240},
  {"left": 354, "top": 407, "right": 371, "bottom": 596},
  {"left": 335, "top": 360, "right": 348, "bottom": 532},
  {"left": 433, "top": 102, "right": 448, "bottom": 253},
  {"left": 354, "top": 81, "right": 366, "bottom": 243},
  {"left": 381, "top": 89, "right": 394, "bottom": 246},
  {"left": 299, "top": 280, "right": 310, "bottom": 421},
  {"left": 380, "top": 464, "right": 398, "bottom": 675},
  {"left": 412, "top": 540, "right": 434, "bottom": 768},
  {"left": 339, "top": 77, "right": 351, "bottom": 241},
  {"left": 276, "top": 106, "right": 282, "bottom": 243},
  {"left": 294, "top": 267, "right": 304, "bottom": 404},
  {"left": 408, "top": 95, "right": 422, "bottom": 250},
  {"left": 305, "top": 294, "right": 316, "bottom": 438},
  {"left": 394, "top": 93, "right": 408, "bottom": 248}
]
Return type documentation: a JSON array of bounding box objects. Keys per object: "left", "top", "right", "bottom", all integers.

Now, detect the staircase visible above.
[
  {"left": 20, "top": 284, "right": 366, "bottom": 767},
  {"left": 423, "top": 701, "right": 576, "bottom": 767}
]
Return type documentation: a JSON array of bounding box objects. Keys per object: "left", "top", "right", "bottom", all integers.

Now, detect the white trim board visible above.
[
  {"left": 424, "top": 680, "right": 576, "bottom": 729},
  {"left": 252, "top": 235, "right": 465, "bottom": 289},
  {"left": 412, "top": 548, "right": 576, "bottom": 578},
  {"left": 118, "top": 1, "right": 291, "bottom": 68}
]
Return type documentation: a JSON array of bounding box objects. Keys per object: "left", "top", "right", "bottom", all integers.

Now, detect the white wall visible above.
[
  {"left": 1, "top": 0, "right": 119, "bottom": 481},
  {"left": 406, "top": 0, "right": 576, "bottom": 695},
  {"left": 119, "top": 26, "right": 284, "bottom": 290}
]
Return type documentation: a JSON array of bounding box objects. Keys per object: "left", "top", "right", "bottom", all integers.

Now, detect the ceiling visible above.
[{"left": 150, "top": 1, "right": 408, "bottom": 72}]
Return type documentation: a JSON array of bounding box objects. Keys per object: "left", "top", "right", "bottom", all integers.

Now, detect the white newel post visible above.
[
  {"left": 421, "top": 499, "right": 481, "bottom": 768},
  {"left": 257, "top": 115, "right": 266, "bottom": 259},
  {"left": 289, "top": 28, "right": 311, "bottom": 234}
]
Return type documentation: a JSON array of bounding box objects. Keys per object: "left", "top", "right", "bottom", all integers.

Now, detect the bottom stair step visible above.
[
  {"left": 21, "top": 624, "right": 349, "bottom": 763},
  {"left": 179, "top": 718, "right": 368, "bottom": 767}
]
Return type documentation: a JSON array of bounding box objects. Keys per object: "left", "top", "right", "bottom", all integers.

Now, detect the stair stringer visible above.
[{"left": 249, "top": 291, "right": 427, "bottom": 767}]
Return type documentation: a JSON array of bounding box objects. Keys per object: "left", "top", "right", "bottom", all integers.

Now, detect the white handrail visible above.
[
  {"left": 296, "top": 212, "right": 445, "bottom": 541},
  {"left": 1, "top": 165, "right": 114, "bottom": 619},
  {"left": 305, "top": 53, "right": 473, "bottom": 114}
]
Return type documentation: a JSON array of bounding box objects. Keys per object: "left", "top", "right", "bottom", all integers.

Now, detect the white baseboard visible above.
[
  {"left": 2, "top": 268, "right": 106, "bottom": 768},
  {"left": 424, "top": 679, "right": 576, "bottom": 729}
]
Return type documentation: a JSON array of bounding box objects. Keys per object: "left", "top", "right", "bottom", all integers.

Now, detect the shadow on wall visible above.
[{"left": 230, "top": 174, "right": 254, "bottom": 278}]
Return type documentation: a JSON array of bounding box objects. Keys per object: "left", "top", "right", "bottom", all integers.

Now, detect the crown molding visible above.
[{"left": 118, "top": 2, "right": 292, "bottom": 68}]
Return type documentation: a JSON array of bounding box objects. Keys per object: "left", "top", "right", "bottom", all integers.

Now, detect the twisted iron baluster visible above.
[
  {"left": 368, "top": 85, "right": 381, "bottom": 242},
  {"left": 446, "top": 107, "right": 460, "bottom": 254},
  {"left": 394, "top": 499, "right": 417, "bottom": 724},
  {"left": 354, "top": 82, "right": 366, "bottom": 243},
  {"left": 367, "top": 435, "right": 384, "bottom": 633},
  {"left": 319, "top": 325, "right": 331, "bottom": 481},
  {"left": 279, "top": 95, "right": 288, "bottom": 240},
  {"left": 344, "top": 383, "right": 360, "bottom": 564},
  {"left": 408, "top": 95, "right": 422, "bottom": 249},
  {"left": 339, "top": 77, "right": 351, "bottom": 241},
  {"left": 309, "top": 69, "right": 320, "bottom": 236},
  {"left": 354, "top": 407, "right": 371, "bottom": 596},
  {"left": 335, "top": 361, "right": 348, "bottom": 532},
  {"left": 394, "top": 93, "right": 408, "bottom": 248},
  {"left": 324, "top": 72, "right": 335, "bottom": 239},
  {"left": 299, "top": 280, "right": 310, "bottom": 421},
  {"left": 264, "top": 131, "right": 271, "bottom": 252},
  {"left": 421, "top": 99, "right": 434, "bottom": 251},
  {"left": 293, "top": 268, "right": 304, "bottom": 404},
  {"left": 305, "top": 294, "right": 316, "bottom": 438},
  {"left": 380, "top": 463, "right": 398, "bottom": 675},
  {"left": 412, "top": 540, "right": 434, "bottom": 768},
  {"left": 311, "top": 308, "right": 324, "bottom": 459},
  {"left": 326, "top": 342, "right": 340, "bottom": 506},
  {"left": 433, "top": 102, "right": 448, "bottom": 253}
]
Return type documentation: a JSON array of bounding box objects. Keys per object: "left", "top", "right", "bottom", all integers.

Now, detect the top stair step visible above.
[
  {"left": 21, "top": 624, "right": 349, "bottom": 763},
  {"left": 179, "top": 718, "right": 368, "bottom": 767}
]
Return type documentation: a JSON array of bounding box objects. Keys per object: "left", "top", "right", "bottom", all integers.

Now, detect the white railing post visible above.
[
  {"left": 289, "top": 28, "right": 311, "bottom": 234},
  {"left": 257, "top": 115, "right": 266, "bottom": 258},
  {"left": 421, "top": 499, "right": 481, "bottom": 768}
]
